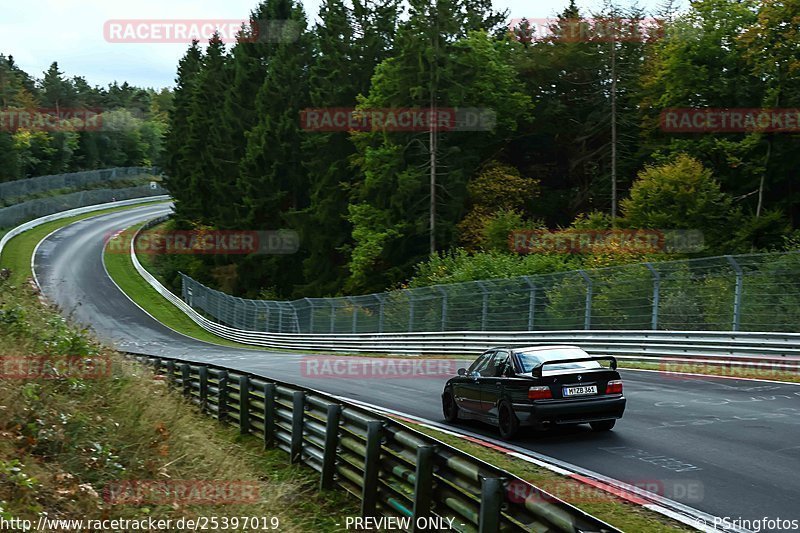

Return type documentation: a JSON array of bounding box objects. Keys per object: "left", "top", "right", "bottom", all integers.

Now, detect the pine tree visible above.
[
  {"left": 184, "top": 34, "right": 233, "bottom": 225},
  {"left": 163, "top": 41, "right": 203, "bottom": 225},
  {"left": 294, "top": 0, "right": 399, "bottom": 296},
  {"left": 216, "top": 0, "right": 294, "bottom": 227},
  {"left": 236, "top": 0, "right": 313, "bottom": 296},
  {"left": 39, "top": 62, "right": 75, "bottom": 113},
  {"left": 346, "top": 0, "right": 528, "bottom": 292}
]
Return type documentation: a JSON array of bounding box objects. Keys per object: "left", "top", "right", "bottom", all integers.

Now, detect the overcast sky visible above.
[{"left": 0, "top": 0, "right": 670, "bottom": 90}]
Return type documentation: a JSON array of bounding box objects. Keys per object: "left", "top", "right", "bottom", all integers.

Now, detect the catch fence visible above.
[{"left": 180, "top": 251, "right": 800, "bottom": 334}]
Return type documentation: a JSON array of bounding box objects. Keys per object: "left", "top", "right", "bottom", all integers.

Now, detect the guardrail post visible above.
[
  {"left": 645, "top": 263, "right": 660, "bottom": 330},
  {"left": 523, "top": 276, "right": 536, "bottom": 331},
  {"left": 437, "top": 286, "right": 448, "bottom": 331},
  {"left": 477, "top": 281, "right": 489, "bottom": 331},
  {"left": 290, "top": 391, "right": 305, "bottom": 463},
  {"left": 408, "top": 291, "right": 416, "bottom": 332},
  {"left": 412, "top": 446, "right": 434, "bottom": 531},
  {"left": 478, "top": 477, "right": 503, "bottom": 533},
  {"left": 349, "top": 297, "right": 358, "bottom": 334},
  {"left": 305, "top": 298, "right": 314, "bottom": 333},
  {"left": 320, "top": 404, "right": 342, "bottom": 490},
  {"left": 578, "top": 270, "right": 592, "bottom": 330},
  {"left": 198, "top": 366, "right": 209, "bottom": 411},
  {"left": 239, "top": 375, "right": 250, "bottom": 435},
  {"left": 181, "top": 363, "right": 190, "bottom": 397},
  {"left": 262, "top": 302, "right": 272, "bottom": 331},
  {"left": 375, "top": 294, "right": 385, "bottom": 333},
  {"left": 726, "top": 255, "right": 743, "bottom": 331},
  {"left": 181, "top": 274, "right": 190, "bottom": 304},
  {"left": 218, "top": 370, "right": 229, "bottom": 423},
  {"left": 249, "top": 300, "right": 257, "bottom": 330},
  {"left": 165, "top": 359, "right": 175, "bottom": 384},
  {"left": 263, "top": 383, "right": 276, "bottom": 448},
  {"left": 361, "top": 421, "right": 383, "bottom": 517}
]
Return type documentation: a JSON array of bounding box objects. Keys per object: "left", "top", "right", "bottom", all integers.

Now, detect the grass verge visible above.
[
  {"left": 0, "top": 257, "right": 357, "bottom": 530},
  {"left": 398, "top": 419, "right": 694, "bottom": 533},
  {"left": 0, "top": 201, "right": 169, "bottom": 286},
  {"left": 105, "top": 224, "right": 453, "bottom": 356},
  {"left": 103, "top": 223, "right": 268, "bottom": 350},
  {"left": 619, "top": 361, "right": 800, "bottom": 383}
]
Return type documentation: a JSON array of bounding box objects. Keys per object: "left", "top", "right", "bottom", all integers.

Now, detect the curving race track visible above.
[{"left": 33, "top": 205, "right": 800, "bottom": 529}]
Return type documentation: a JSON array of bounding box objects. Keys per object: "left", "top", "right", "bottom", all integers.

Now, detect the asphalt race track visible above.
[{"left": 33, "top": 205, "right": 800, "bottom": 528}]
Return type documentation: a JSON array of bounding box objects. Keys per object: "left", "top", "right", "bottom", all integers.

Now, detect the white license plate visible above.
[{"left": 563, "top": 385, "right": 597, "bottom": 397}]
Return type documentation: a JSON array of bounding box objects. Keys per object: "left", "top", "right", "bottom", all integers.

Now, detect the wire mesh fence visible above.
[
  {"left": 0, "top": 184, "right": 167, "bottom": 228},
  {"left": 0, "top": 166, "right": 159, "bottom": 204},
  {"left": 179, "top": 251, "right": 800, "bottom": 334}
]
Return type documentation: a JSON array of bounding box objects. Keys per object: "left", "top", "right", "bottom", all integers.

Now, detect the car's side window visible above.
[
  {"left": 493, "top": 351, "right": 511, "bottom": 376},
  {"left": 468, "top": 351, "right": 495, "bottom": 375}
]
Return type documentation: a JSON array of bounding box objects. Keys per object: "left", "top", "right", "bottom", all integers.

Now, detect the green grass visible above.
[
  {"left": 0, "top": 266, "right": 358, "bottom": 530},
  {"left": 400, "top": 420, "right": 694, "bottom": 533},
  {"left": 0, "top": 201, "right": 169, "bottom": 286},
  {"left": 104, "top": 223, "right": 458, "bottom": 356},
  {"left": 103, "top": 224, "right": 270, "bottom": 350},
  {"left": 620, "top": 360, "right": 800, "bottom": 383}
]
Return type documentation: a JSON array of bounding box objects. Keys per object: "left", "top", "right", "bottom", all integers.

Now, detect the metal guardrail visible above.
[
  {"left": 130, "top": 352, "right": 619, "bottom": 533},
  {"left": 0, "top": 196, "right": 170, "bottom": 264},
  {"left": 130, "top": 218, "right": 800, "bottom": 368}
]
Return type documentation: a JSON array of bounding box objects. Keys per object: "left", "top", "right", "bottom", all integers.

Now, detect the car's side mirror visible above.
[{"left": 457, "top": 368, "right": 467, "bottom": 376}]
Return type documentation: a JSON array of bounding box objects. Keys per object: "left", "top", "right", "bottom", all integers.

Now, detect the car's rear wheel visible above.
[
  {"left": 590, "top": 420, "right": 616, "bottom": 432},
  {"left": 442, "top": 389, "right": 459, "bottom": 422},
  {"left": 498, "top": 402, "right": 520, "bottom": 440}
]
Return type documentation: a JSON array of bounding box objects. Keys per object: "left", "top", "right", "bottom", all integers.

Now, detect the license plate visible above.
[{"left": 563, "top": 385, "right": 597, "bottom": 397}]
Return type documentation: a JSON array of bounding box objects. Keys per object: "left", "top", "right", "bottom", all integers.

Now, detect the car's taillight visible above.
[
  {"left": 528, "top": 386, "right": 552, "bottom": 400},
  {"left": 605, "top": 380, "right": 623, "bottom": 395}
]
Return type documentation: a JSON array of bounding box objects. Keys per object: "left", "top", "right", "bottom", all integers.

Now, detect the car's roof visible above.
[
  {"left": 511, "top": 345, "right": 585, "bottom": 353},
  {"left": 483, "top": 345, "right": 584, "bottom": 353}
]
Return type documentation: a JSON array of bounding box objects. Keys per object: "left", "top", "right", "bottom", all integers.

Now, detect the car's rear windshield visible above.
[{"left": 516, "top": 348, "right": 602, "bottom": 373}]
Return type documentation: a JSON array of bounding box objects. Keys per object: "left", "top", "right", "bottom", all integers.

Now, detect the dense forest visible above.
[
  {"left": 0, "top": 57, "right": 170, "bottom": 181},
  {"left": 6, "top": 0, "right": 797, "bottom": 300},
  {"left": 162, "top": 0, "right": 799, "bottom": 299}
]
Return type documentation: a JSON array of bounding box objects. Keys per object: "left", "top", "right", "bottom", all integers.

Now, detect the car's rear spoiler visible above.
[{"left": 530, "top": 356, "right": 617, "bottom": 378}]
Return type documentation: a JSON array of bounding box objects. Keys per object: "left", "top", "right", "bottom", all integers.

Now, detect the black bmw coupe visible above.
[{"left": 441, "top": 345, "right": 626, "bottom": 439}]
